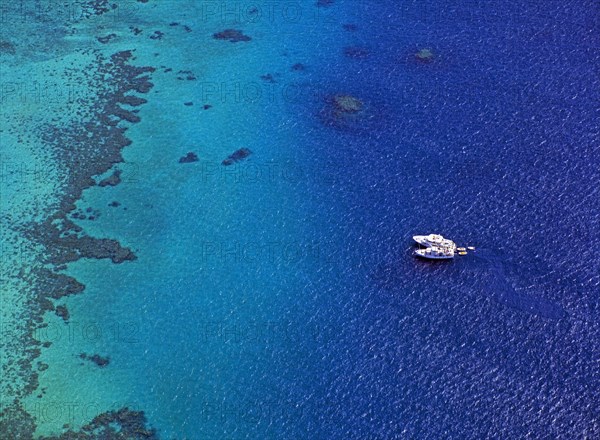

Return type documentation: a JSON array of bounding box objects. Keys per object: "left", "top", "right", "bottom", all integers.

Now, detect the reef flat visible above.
[{"left": 0, "top": 1, "right": 159, "bottom": 437}]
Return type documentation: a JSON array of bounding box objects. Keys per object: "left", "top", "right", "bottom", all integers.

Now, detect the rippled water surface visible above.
[{"left": 1, "top": 0, "right": 598, "bottom": 438}]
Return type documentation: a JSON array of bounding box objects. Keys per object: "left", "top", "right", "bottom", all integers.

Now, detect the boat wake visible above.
[
  {"left": 470, "top": 249, "right": 566, "bottom": 320},
  {"left": 370, "top": 247, "right": 566, "bottom": 320}
]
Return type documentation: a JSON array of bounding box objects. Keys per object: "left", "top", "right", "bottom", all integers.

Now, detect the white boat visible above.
[
  {"left": 415, "top": 246, "right": 455, "bottom": 260},
  {"left": 413, "top": 234, "right": 456, "bottom": 250}
]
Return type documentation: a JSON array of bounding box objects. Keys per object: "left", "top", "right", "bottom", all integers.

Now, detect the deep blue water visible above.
[{"left": 269, "top": 0, "right": 600, "bottom": 438}]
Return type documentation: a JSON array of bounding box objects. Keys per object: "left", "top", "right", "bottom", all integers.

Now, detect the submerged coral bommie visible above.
[
  {"left": 213, "top": 29, "right": 252, "bottom": 43},
  {"left": 318, "top": 94, "right": 372, "bottom": 131},
  {"left": 222, "top": 148, "right": 253, "bottom": 166},
  {"left": 79, "top": 353, "right": 110, "bottom": 367},
  {"left": 415, "top": 48, "right": 435, "bottom": 62},
  {"left": 332, "top": 94, "right": 364, "bottom": 114},
  {"left": 179, "top": 152, "right": 199, "bottom": 163}
]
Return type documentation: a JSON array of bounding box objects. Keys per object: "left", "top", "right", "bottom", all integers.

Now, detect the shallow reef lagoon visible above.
[{"left": 1, "top": 0, "right": 599, "bottom": 438}]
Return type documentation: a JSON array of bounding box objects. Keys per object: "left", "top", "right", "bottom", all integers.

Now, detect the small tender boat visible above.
[
  {"left": 413, "top": 234, "right": 456, "bottom": 250},
  {"left": 415, "top": 246, "right": 455, "bottom": 260}
]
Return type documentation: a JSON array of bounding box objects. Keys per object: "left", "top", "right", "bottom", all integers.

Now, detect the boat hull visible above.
[
  {"left": 414, "top": 249, "right": 454, "bottom": 260},
  {"left": 413, "top": 235, "right": 456, "bottom": 250},
  {"left": 415, "top": 254, "right": 454, "bottom": 260}
]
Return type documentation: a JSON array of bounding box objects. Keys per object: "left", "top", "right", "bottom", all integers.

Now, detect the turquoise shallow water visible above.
[
  {"left": 17, "top": 1, "right": 362, "bottom": 438},
  {"left": 2, "top": 0, "right": 599, "bottom": 438}
]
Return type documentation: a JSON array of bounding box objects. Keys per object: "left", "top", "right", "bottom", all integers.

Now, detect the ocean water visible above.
[{"left": 2, "top": 0, "right": 599, "bottom": 439}]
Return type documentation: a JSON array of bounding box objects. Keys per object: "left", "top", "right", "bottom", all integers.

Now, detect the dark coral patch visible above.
[
  {"left": 177, "top": 70, "right": 196, "bottom": 81},
  {"left": 260, "top": 74, "right": 276, "bottom": 83},
  {"left": 110, "top": 106, "right": 141, "bottom": 123},
  {"left": 213, "top": 29, "right": 251, "bottom": 43},
  {"left": 149, "top": 30, "right": 164, "bottom": 40},
  {"left": 97, "top": 34, "right": 117, "bottom": 44},
  {"left": 222, "top": 148, "right": 252, "bottom": 166},
  {"left": 79, "top": 353, "right": 110, "bottom": 367},
  {"left": 119, "top": 95, "right": 148, "bottom": 106},
  {"left": 38, "top": 408, "right": 158, "bottom": 439},
  {"left": 179, "top": 152, "right": 199, "bottom": 163},
  {"left": 0, "top": 404, "right": 35, "bottom": 439},
  {"left": 70, "top": 207, "right": 100, "bottom": 221},
  {"left": 98, "top": 169, "right": 122, "bottom": 187},
  {"left": 55, "top": 305, "right": 70, "bottom": 322}
]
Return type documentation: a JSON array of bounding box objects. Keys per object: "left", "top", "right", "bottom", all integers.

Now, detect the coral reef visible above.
[
  {"left": 415, "top": 48, "right": 435, "bottom": 63},
  {"left": 179, "top": 152, "right": 199, "bottom": 163},
  {"left": 39, "top": 408, "right": 158, "bottom": 439},
  {"left": 332, "top": 94, "right": 364, "bottom": 114},
  {"left": 213, "top": 29, "right": 252, "bottom": 43},
  {"left": 79, "top": 353, "right": 110, "bottom": 367},
  {"left": 98, "top": 169, "right": 122, "bottom": 187},
  {"left": 222, "top": 148, "right": 253, "bottom": 166}
]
